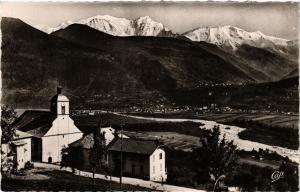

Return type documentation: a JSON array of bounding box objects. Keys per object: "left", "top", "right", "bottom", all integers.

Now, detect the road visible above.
[{"left": 34, "top": 162, "right": 205, "bottom": 192}]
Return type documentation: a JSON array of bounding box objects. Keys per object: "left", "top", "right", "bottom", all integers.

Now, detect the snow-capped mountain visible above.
[
  {"left": 35, "top": 15, "right": 175, "bottom": 37},
  {"left": 182, "top": 26, "right": 289, "bottom": 52},
  {"left": 35, "top": 15, "right": 294, "bottom": 56}
]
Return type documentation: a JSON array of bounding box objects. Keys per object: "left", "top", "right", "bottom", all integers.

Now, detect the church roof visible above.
[
  {"left": 14, "top": 130, "right": 34, "bottom": 140},
  {"left": 13, "top": 110, "right": 56, "bottom": 137},
  {"left": 51, "top": 94, "right": 69, "bottom": 102},
  {"left": 13, "top": 110, "right": 94, "bottom": 138},
  {"left": 108, "top": 138, "right": 159, "bottom": 155}
]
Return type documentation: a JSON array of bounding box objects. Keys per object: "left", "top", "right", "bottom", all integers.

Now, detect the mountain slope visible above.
[
  {"left": 35, "top": 15, "right": 298, "bottom": 81},
  {"left": 2, "top": 18, "right": 257, "bottom": 109},
  {"left": 184, "top": 26, "right": 298, "bottom": 81},
  {"left": 1, "top": 17, "right": 150, "bottom": 108},
  {"left": 52, "top": 24, "right": 256, "bottom": 87},
  {"left": 172, "top": 76, "right": 299, "bottom": 112},
  {"left": 35, "top": 15, "right": 177, "bottom": 37},
  {"left": 2, "top": 17, "right": 298, "bottom": 111}
]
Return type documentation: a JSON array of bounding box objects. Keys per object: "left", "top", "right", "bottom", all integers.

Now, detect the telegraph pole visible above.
[{"left": 119, "top": 123, "right": 123, "bottom": 190}]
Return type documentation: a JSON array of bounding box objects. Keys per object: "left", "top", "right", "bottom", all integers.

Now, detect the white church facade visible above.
[
  {"left": 4, "top": 87, "right": 83, "bottom": 168},
  {"left": 42, "top": 87, "right": 83, "bottom": 163}
]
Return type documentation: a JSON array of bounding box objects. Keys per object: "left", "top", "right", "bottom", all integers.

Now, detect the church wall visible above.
[
  {"left": 42, "top": 132, "right": 83, "bottom": 163},
  {"left": 45, "top": 116, "right": 82, "bottom": 136},
  {"left": 42, "top": 113, "right": 83, "bottom": 163}
]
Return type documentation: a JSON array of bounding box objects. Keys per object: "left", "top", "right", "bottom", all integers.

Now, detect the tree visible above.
[
  {"left": 1, "top": 106, "right": 17, "bottom": 143},
  {"left": 89, "top": 125, "right": 107, "bottom": 187},
  {"left": 1, "top": 106, "right": 18, "bottom": 172},
  {"left": 193, "top": 125, "right": 239, "bottom": 191}
]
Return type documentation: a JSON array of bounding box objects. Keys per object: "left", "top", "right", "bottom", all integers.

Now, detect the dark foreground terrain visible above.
[{"left": 1, "top": 167, "right": 150, "bottom": 191}]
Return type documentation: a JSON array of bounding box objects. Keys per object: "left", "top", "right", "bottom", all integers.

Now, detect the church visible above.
[{"left": 10, "top": 87, "right": 83, "bottom": 164}]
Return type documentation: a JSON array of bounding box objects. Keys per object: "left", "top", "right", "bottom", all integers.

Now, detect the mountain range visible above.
[
  {"left": 1, "top": 16, "right": 298, "bottom": 111},
  {"left": 35, "top": 15, "right": 176, "bottom": 37},
  {"left": 35, "top": 15, "right": 297, "bottom": 57}
]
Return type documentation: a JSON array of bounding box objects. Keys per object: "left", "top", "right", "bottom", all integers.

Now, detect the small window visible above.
[
  {"left": 153, "top": 155, "right": 155, "bottom": 162},
  {"left": 159, "top": 153, "right": 162, "bottom": 159},
  {"left": 160, "top": 164, "right": 162, "bottom": 171},
  {"left": 153, "top": 166, "right": 155, "bottom": 174},
  {"left": 61, "top": 106, "right": 65, "bottom": 114}
]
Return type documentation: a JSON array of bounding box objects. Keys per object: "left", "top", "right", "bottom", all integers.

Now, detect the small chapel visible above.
[{"left": 7, "top": 87, "right": 83, "bottom": 165}]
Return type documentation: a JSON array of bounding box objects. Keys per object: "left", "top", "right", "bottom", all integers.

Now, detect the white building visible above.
[
  {"left": 1, "top": 130, "right": 33, "bottom": 170},
  {"left": 108, "top": 138, "right": 167, "bottom": 182},
  {"left": 12, "top": 87, "right": 83, "bottom": 165},
  {"left": 42, "top": 87, "right": 83, "bottom": 163}
]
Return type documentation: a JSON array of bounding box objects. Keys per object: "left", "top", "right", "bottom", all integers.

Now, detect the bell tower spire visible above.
[{"left": 50, "top": 86, "right": 69, "bottom": 116}]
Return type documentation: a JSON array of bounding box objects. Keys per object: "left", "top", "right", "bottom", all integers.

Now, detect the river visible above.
[{"left": 114, "top": 113, "right": 299, "bottom": 164}]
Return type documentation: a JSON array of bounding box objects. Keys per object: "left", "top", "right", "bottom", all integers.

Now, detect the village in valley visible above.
[
  {"left": 1, "top": 1, "right": 299, "bottom": 192},
  {"left": 1, "top": 86, "right": 299, "bottom": 191}
]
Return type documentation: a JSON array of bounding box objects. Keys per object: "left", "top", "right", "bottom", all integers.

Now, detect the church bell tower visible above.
[{"left": 50, "top": 86, "right": 70, "bottom": 116}]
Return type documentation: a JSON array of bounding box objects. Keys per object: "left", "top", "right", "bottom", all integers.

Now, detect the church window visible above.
[{"left": 62, "top": 106, "right": 65, "bottom": 114}]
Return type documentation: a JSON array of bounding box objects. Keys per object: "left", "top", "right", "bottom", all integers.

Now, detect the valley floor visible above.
[{"left": 116, "top": 112, "right": 299, "bottom": 163}]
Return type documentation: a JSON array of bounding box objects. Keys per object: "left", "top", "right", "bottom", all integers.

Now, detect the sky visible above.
[{"left": 0, "top": 1, "right": 298, "bottom": 39}]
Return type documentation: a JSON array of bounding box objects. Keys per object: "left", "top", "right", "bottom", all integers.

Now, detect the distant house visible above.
[
  {"left": 107, "top": 138, "right": 167, "bottom": 182},
  {"left": 6, "top": 87, "right": 83, "bottom": 167},
  {"left": 68, "top": 127, "right": 129, "bottom": 168}
]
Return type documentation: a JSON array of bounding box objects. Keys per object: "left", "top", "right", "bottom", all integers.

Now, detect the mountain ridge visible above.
[
  {"left": 34, "top": 15, "right": 296, "bottom": 52},
  {"left": 1, "top": 17, "right": 298, "bottom": 112},
  {"left": 35, "top": 15, "right": 178, "bottom": 37}
]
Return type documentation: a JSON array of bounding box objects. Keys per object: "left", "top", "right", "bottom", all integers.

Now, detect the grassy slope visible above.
[{"left": 1, "top": 169, "right": 150, "bottom": 191}]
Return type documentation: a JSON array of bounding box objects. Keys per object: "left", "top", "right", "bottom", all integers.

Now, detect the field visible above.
[
  {"left": 72, "top": 113, "right": 207, "bottom": 137},
  {"left": 197, "top": 113, "right": 298, "bottom": 129},
  {"left": 124, "top": 131, "right": 201, "bottom": 152},
  {"left": 128, "top": 112, "right": 299, "bottom": 150},
  {"left": 1, "top": 167, "right": 150, "bottom": 191},
  {"left": 134, "top": 112, "right": 298, "bottom": 129}
]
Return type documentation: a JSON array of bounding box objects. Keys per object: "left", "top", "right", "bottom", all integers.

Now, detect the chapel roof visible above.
[{"left": 13, "top": 110, "right": 56, "bottom": 137}]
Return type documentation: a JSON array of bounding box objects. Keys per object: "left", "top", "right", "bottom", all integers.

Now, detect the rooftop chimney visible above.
[{"left": 57, "top": 86, "right": 62, "bottom": 94}]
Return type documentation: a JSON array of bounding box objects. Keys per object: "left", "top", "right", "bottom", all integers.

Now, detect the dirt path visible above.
[{"left": 34, "top": 162, "right": 205, "bottom": 192}]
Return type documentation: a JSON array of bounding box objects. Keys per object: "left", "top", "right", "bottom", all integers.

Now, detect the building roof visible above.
[
  {"left": 13, "top": 110, "right": 56, "bottom": 137},
  {"left": 14, "top": 130, "right": 34, "bottom": 140},
  {"left": 70, "top": 133, "right": 94, "bottom": 149},
  {"left": 108, "top": 138, "right": 159, "bottom": 155},
  {"left": 70, "top": 127, "right": 129, "bottom": 149}
]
